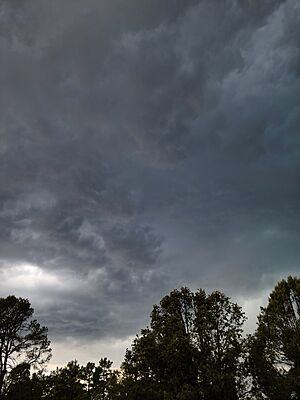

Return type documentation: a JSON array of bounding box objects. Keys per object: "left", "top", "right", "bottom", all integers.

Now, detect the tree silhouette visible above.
[
  {"left": 121, "top": 287, "right": 246, "bottom": 399},
  {"left": 0, "top": 296, "right": 51, "bottom": 398},
  {"left": 248, "top": 276, "right": 300, "bottom": 399}
]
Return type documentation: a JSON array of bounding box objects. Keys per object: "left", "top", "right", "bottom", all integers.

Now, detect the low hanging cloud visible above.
[{"left": 0, "top": 0, "right": 299, "bottom": 353}]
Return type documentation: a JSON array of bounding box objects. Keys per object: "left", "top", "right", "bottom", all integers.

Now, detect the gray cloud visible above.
[{"left": 0, "top": 0, "right": 299, "bottom": 363}]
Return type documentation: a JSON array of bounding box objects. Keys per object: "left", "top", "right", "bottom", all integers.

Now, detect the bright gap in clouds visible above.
[{"left": 1, "top": 263, "right": 62, "bottom": 291}]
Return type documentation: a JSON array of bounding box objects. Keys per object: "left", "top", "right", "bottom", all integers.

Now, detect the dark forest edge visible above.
[{"left": 0, "top": 276, "right": 299, "bottom": 400}]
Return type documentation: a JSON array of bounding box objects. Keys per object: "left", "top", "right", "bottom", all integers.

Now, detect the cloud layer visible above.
[{"left": 0, "top": 0, "right": 299, "bottom": 360}]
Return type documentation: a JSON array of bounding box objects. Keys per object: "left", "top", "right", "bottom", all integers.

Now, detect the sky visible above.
[{"left": 0, "top": 0, "right": 299, "bottom": 369}]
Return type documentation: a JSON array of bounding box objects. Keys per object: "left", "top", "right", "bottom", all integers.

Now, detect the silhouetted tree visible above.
[
  {"left": 2, "top": 362, "right": 43, "bottom": 400},
  {"left": 44, "top": 360, "right": 87, "bottom": 400},
  {"left": 248, "top": 276, "right": 300, "bottom": 399},
  {"left": 42, "top": 358, "right": 119, "bottom": 400},
  {"left": 81, "top": 358, "right": 120, "bottom": 400},
  {"left": 0, "top": 296, "right": 51, "bottom": 398},
  {"left": 194, "top": 290, "right": 246, "bottom": 399},
  {"left": 121, "top": 287, "right": 246, "bottom": 400},
  {"left": 2, "top": 277, "right": 298, "bottom": 400}
]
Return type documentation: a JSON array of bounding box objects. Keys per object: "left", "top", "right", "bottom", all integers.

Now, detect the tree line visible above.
[{"left": 0, "top": 276, "right": 299, "bottom": 399}]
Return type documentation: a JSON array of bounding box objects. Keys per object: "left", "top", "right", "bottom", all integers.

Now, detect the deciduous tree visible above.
[{"left": 121, "top": 287, "right": 246, "bottom": 399}]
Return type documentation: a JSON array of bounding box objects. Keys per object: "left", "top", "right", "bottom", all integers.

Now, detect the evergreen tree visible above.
[{"left": 0, "top": 296, "right": 51, "bottom": 398}]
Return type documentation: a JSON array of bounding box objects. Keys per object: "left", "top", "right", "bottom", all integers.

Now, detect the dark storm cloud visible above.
[{"left": 0, "top": 0, "right": 299, "bottom": 343}]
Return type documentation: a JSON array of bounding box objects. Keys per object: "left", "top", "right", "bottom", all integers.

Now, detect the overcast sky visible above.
[{"left": 0, "top": 0, "right": 299, "bottom": 368}]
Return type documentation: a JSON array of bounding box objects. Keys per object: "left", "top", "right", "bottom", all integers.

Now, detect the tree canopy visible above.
[
  {"left": 121, "top": 287, "right": 246, "bottom": 399},
  {"left": 1, "top": 276, "right": 299, "bottom": 400},
  {"left": 248, "top": 276, "right": 300, "bottom": 399},
  {"left": 0, "top": 296, "right": 51, "bottom": 398}
]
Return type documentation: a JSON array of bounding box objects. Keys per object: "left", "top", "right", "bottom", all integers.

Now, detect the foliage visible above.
[
  {"left": 2, "top": 363, "right": 43, "bottom": 400},
  {"left": 43, "top": 360, "right": 87, "bottom": 400},
  {"left": 121, "top": 287, "right": 246, "bottom": 400},
  {"left": 2, "top": 278, "right": 300, "bottom": 400},
  {"left": 194, "top": 290, "right": 246, "bottom": 399},
  {"left": 248, "top": 276, "right": 300, "bottom": 399},
  {"left": 0, "top": 296, "right": 51, "bottom": 397},
  {"left": 40, "top": 358, "right": 120, "bottom": 400}
]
